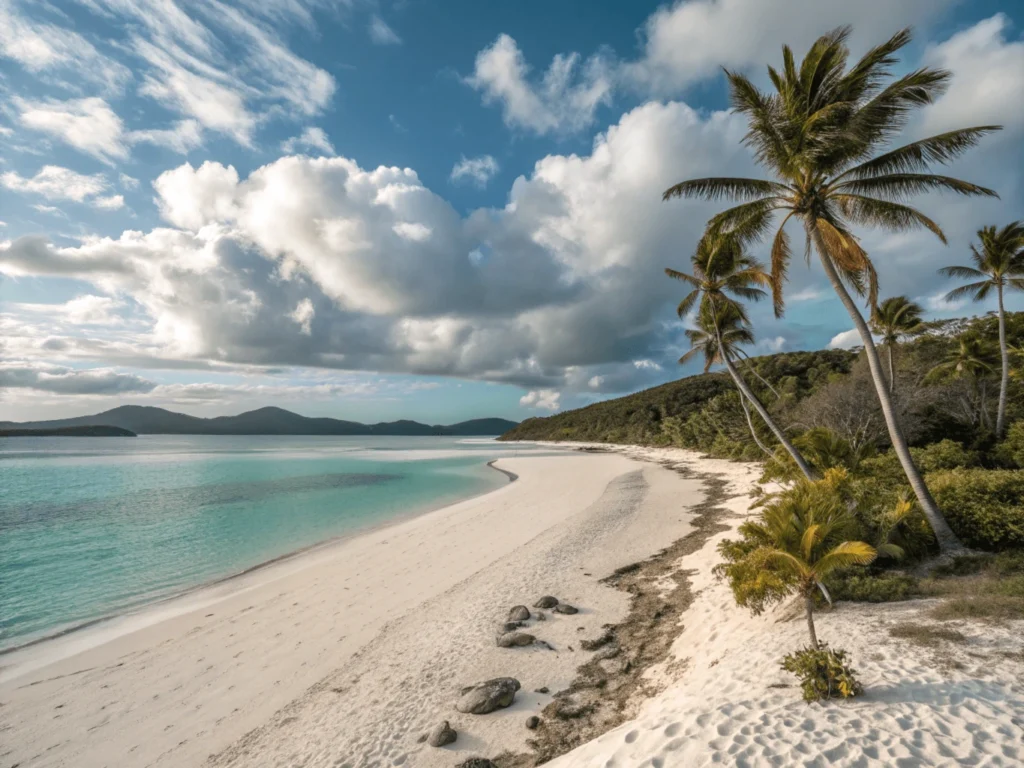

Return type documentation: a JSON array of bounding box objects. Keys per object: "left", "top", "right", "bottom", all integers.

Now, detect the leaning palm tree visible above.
[
  {"left": 870, "top": 296, "right": 924, "bottom": 392},
  {"left": 939, "top": 222, "right": 1024, "bottom": 437},
  {"left": 722, "top": 474, "right": 876, "bottom": 648},
  {"left": 663, "top": 27, "right": 1000, "bottom": 555},
  {"left": 682, "top": 302, "right": 773, "bottom": 456},
  {"left": 668, "top": 231, "right": 816, "bottom": 479}
]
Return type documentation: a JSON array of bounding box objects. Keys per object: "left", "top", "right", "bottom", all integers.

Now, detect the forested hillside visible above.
[{"left": 501, "top": 314, "right": 1024, "bottom": 462}]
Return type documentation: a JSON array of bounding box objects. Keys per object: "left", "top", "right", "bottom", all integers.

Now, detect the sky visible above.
[{"left": 0, "top": 0, "right": 1022, "bottom": 424}]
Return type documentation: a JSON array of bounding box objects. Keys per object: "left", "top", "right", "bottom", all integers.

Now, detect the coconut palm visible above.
[
  {"left": 727, "top": 476, "right": 876, "bottom": 647},
  {"left": 926, "top": 334, "right": 999, "bottom": 430},
  {"left": 681, "top": 303, "right": 773, "bottom": 456},
  {"left": 662, "top": 27, "right": 1000, "bottom": 555},
  {"left": 870, "top": 296, "right": 924, "bottom": 392},
  {"left": 667, "top": 231, "right": 816, "bottom": 478},
  {"left": 939, "top": 222, "right": 1024, "bottom": 437}
]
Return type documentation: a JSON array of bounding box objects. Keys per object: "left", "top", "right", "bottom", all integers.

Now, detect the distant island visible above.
[
  {"left": 0, "top": 425, "right": 137, "bottom": 438},
  {"left": 0, "top": 405, "right": 518, "bottom": 437}
]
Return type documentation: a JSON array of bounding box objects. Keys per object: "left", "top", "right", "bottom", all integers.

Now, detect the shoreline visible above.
[
  {"left": 2, "top": 452, "right": 705, "bottom": 768},
  {"left": 0, "top": 457, "right": 519, "bottom": 666}
]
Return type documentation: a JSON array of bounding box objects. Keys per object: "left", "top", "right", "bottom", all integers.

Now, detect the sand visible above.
[
  {"left": 545, "top": 446, "right": 1024, "bottom": 768},
  {"left": 0, "top": 451, "right": 704, "bottom": 768}
]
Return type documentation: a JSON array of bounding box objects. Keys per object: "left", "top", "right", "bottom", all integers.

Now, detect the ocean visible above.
[{"left": 0, "top": 435, "right": 538, "bottom": 651}]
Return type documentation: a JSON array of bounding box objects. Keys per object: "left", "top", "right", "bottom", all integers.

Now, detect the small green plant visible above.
[{"left": 781, "top": 644, "right": 864, "bottom": 702}]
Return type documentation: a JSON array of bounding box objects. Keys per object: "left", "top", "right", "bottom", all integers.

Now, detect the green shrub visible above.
[
  {"left": 781, "top": 644, "right": 864, "bottom": 702},
  {"left": 823, "top": 570, "right": 918, "bottom": 603},
  {"left": 910, "top": 440, "right": 979, "bottom": 473},
  {"left": 995, "top": 421, "right": 1024, "bottom": 468},
  {"left": 928, "top": 469, "right": 1024, "bottom": 551}
]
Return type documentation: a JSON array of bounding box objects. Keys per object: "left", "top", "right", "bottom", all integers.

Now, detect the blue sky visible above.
[{"left": 1, "top": 0, "right": 1022, "bottom": 423}]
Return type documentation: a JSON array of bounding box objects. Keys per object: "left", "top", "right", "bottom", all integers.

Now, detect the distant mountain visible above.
[{"left": 0, "top": 406, "right": 518, "bottom": 437}]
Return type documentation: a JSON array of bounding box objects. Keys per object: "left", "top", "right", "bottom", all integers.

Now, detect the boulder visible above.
[
  {"left": 525, "top": 715, "right": 540, "bottom": 730},
  {"left": 534, "top": 686, "right": 550, "bottom": 694},
  {"left": 502, "top": 621, "right": 524, "bottom": 633},
  {"left": 427, "top": 720, "right": 457, "bottom": 747},
  {"left": 553, "top": 603, "right": 579, "bottom": 615},
  {"left": 456, "top": 677, "right": 521, "bottom": 714},
  {"left": 456, "top": 760, "right": 497, "bottom": 768},
  {"left": 534, "top": 596, "right": 559, "bottom": 609},
  {"left": 534, "top": 612, "right": 546, "bottom": 621},
  {"left": 508, "top": 605, "right": 531, "bottom": 622},
  {"left": 496, "top": 631, "right": 535, "bottom": 648}
]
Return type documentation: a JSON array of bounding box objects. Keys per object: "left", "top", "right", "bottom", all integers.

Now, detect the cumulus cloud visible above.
[
  {"left": 0, "top": 362, "right": 156, "bottom": 395},
  {"left": 622, "top": 0, "right": 954, "bottom": 94},
  {"left": 282, "top": 127, "right": 335, "bottom": 156},
  {"left": 520, "top": 389, "right": 561, "bottom": 410},
  {"left": 467, "top": 34, "right": 613, "bottom": 135},
  {"left": 1, "top": 166, "right": 123, "bottom": 209},
  {"left": 828, "top": 329, "right": 863, "bottom": 350},
  {"left": 450, "top": 155, "right": 499, "bottom": 187},
  {"left": 368, "top": 15, "right": 401, "bottom": 46}
]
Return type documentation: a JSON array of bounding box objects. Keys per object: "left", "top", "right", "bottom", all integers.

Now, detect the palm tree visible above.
[
  {"left": 926, "top": 334, "right": 999, "bottom": 431},
  {"left": 729, "top": 476, "right": 876, "bottom": 647},
  {"left": 662, "top": 27, "right": 1000, "bottom": 555},
  {"left": 939, "top": 222, "right": 1024, "bottom": 437},
  {"left": 681, "top": 302, "right": 773, "bottom": 456},
  {"left": 870, "top": 296, "right": 924, "bottom": 392},
  {"left": 668, "top": 231, "right": 816, "bottom": 479}
]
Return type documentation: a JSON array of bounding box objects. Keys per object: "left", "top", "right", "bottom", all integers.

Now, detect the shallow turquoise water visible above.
[{"left": 0, "top": 435, "right": 523, "bottom": 650}]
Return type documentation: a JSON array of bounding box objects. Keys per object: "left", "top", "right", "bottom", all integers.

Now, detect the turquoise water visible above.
[{"left": 0, "top": 435, "right": 527, "bottom": 650}]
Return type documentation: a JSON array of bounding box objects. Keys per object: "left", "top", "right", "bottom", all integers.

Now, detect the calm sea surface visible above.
[{"left": 0, "top": 435, "right": 539, "bottom": 650}]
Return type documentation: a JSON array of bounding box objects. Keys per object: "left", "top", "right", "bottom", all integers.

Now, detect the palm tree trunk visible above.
[
  {"left": 737, "top": 387, "right": 774, "bottom": 456},
  {"left": 887, "top": 344, "right": 896, "bottom": 394},
  {"left": 738, "top": 352, "right": 782, "bottom": 400},
  {"left": 710, "top": 306, "right": 816, "bottom": 480},
  {"left": 997, "top": 284, "right": 1008, "bottom": 438},
  {"left": 807, "top": 221, "right": 965, "bottom": 556},
  {"left": 804, "top": 593, "right": 819, "bottom": 649}
]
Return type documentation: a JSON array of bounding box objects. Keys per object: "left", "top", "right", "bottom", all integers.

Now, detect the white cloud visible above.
[
  {"left": 623, "top": 0, "right": 955, "bottom": 95},
  {"left": 129, "top": 119, "right": 203, "bottom": 154},
  {"left": 467, "top": 34, "right": 613, "bottom": 135},
  {"left": 520, "top": 389, "right": 561, "bottom": 410},
  {"left": 368, "top": 15, "right": 401, "bottom": 46},
  {"left": 289, "top": 298, "right": 315, "bottom": 334},
  {"left": 0, "top": 165, "right": 122, "bottom": 209},
  {"left": 0, "top": 1, "right": 130, "bottom": 93},
  {"left": 924, "top": 291, "right": 967, "bottom": 313},
  {"left": 828, "top": 329, "right": 863, "bottom": 350},
  {"left": 16, "top": 97, "right": 128, "bottom": 163},
  {"left": 789, "top": 287, "right": 825, "bottom": 303},
  {"left": 281, "top": 127, "right": 335, "bottom": 156},
  {"left": 588, "top": 375, "right": 604, "bottom": 388},
  {"left": 120, "top": 174, "right": 140, "bottom": 190},
  {"left": 0, "top": 361, "right": 155, "bottom": 395},
  {"left": 450, "top": 155, "right": 499, "bottom": 188},
  {"left": 920, "top": 13, "right": 1024, "bottom": 137}
]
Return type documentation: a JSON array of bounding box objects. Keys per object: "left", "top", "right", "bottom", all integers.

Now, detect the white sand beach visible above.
[
  {"left": 0, "top": 451, "right": 704, "bottom": 768},
  {"left": 5, "top": 446, "right": 1024, "bottom": 768}
]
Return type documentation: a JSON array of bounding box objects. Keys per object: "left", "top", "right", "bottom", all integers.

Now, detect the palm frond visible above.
[
  {"left": 769, "top": 212, "right": 795, "bottom": 318},
  {"left": 943, "top": 281, "right": 990, "bottom": 302},
  {"left": 665, "top": 267, "right": 699, "bottom": 286},
  {"left": 837, "top": 126, "right": 1002, "bottom": 179},
  {"left": 833, "top": 194, "right": 946, "bottom": 243},
  {"left": 813, "top": 541, "right": 877, "bottom": 576},
  {"left": 662, "top": 177, "right": 787, "bottom": 202},
  {"left": 835, "top": 173, "right": 999, "bottom": 201},
  {"left": 938, "top": 265, "right": 987, "bottom": 280}
]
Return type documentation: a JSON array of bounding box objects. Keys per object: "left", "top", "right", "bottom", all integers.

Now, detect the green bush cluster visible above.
[
  {"left": 781, "top": 644, "right": 864, "bottom": 702},
  {"left": 928, "top": 469, "right": 1024, "bottom": 551},
  {"left": 823, "top": 570, "right": 918, "bottom": 603}
]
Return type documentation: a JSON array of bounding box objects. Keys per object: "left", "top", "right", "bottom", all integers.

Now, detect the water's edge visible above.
[{"left": 0, "top": 460, "right": 517, "bottom": 661}]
